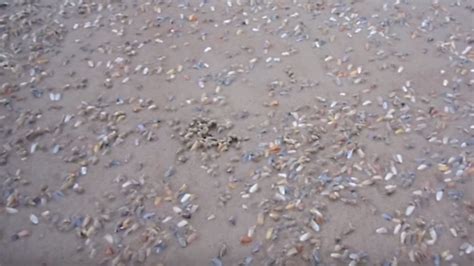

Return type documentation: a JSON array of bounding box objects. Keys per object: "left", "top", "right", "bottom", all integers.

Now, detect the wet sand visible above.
[{"left": 0, "top": 0, "right": 473, "bottom": 265}]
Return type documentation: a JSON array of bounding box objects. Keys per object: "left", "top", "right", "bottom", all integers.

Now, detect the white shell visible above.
[
  {"left": 177, "top": 220, "right": 188, "bottom": 228},
  {"left": 393, "top": 223, "right": 402, "bottom": 235},
  {"left": 436, "top": 190, "right": 443, "bottom": 201},
  {"left": 310, "top": 219, "right": 320, "bottom": 232},
  {"left": 466, "top": 244, "right": 473, "bottom": 254},
  {"left": 104, "top": 234, "right": 114, "bottom": 244},
  {"left": 299, "top": 232, "right": 311, "bottom": 242},
  {"left": 426, "top": 228, "right": 437, "bottom": 245},
  {"left": 417, "top": 164, "right": 428, "bottom": 171},
  {"left": 30, "top": 214, "right": 39, "bottom": 225},
  {"left": 180, "top": 193, "right": 191, "bottom": 203},
  {"left": 6, "top": 207, "right": 18, "bottom": 214},
  {"left": 400, "top": 231, "right": 407, "bottom": 244},
  {"left": 405, "top": 204, "right": 415, "bottom": 216},
  {"left": 172, "top": 206, "right": 182, "bottom": 214},
  {"left": 396, "top": 154, "right": 403, "bottom": 163},
  {"left": 278, "top": 186, "right": 286, "bottom": 195},
  {"left": 249, "top": 183, "right": 259, "bottom": 193}
]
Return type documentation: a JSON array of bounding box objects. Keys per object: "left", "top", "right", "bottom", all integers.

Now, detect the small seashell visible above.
[
  {"left": 310, "top": 219, "right": 320, "bottom": 232},
  {"left": 417, "top": 164, "right": 428, "bottom": 171},
  {"left": 176, "top": 233, "right": 187, "bottom": 248},
  {"left": 180, "top": 193, "right": 191, "bottom": 203},
  {"left": 400, "top": 231, "right": 407, "bottom": 244},
  {"left": 30, "top": 143, "right": 38, "bottom": 154},
  {"left": 438, "top": 164, "right": 449, "bottom": 172},
  {"left": 385, "top": 185, "right": 397, "bottom": 195},
  {"left": 17, "top": 230, "right": 30, "bottom": 237},
  {"left": 384, "top": 172, "right": 394, "bottom": 181},
  {"left": 6, "top": 207, "right": 18, "bottom": 214},
  {"left": 177, "top": 220, "right": 188, "bottom": 228},
  {"left": 393, "top": 223, "right": 402, "bottom": 235},
  {"left": 256, "top": 213, "right": 264, "bottom": 225},
  {"left": 405, "top": 204, "right": 415, "bottom": 216},
  {"left": 104, "top": 234, "right": 114, "bottom": 244},
  {"left": 218, "top": 243, "right": 227, "bottom": 258},
  {"left": 286, "top": 247, "right": 298, "bottom": 257},
  {"left": 187, "top": 232, "right": 198, "bottom": 244},
  {"left": 247, "top": 225, "right": 256, "bottom": 237},
  {"left": 449, "top": 228, "right": 457, "bottom": 238},
  {"left": 173, "top": 206, "right": 182, "bottom": 213},
  {"left": 249, "top": 183, "right": 259, "bottom": 193},
  {"left": 299, "top": 232, "right": 311, "bottom": 242},
  {"left": 73, "top": 183, "right": 84, "bottom": 194},
  {"left": 395, "top": 154, "right": 403, "bottom": 163},
  {"left": 30, "top": 214, "right": 39, "bottom": 225},
  {"left": 211, "top": 257, "right": 223, "bottom": 266},
  {"left": 426, "top": 228, "right": 437, "bottom": 245},
  {"left": 80, "top": 167, "right": 87, "bottom": 175},
  {"left": 436, "top": 190, "right": 443, "bottom": 201},
  {"left": 465, "top": 244, "right": 473, "bottom": 254},
  {"left": 240, "top": 235, "right": 252, "bottom": 245},
  {"left": 265, "top": 227, "right": 273, "bottom": 240}
]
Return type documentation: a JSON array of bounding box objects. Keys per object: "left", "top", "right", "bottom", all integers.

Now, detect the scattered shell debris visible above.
[{"left": 0, "top": 0, "right": 473, "bottom": 265}]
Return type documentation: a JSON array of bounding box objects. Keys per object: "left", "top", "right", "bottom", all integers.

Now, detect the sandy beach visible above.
[{"left": 0, "top": 0, "right": 473, "bottom": 265}]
